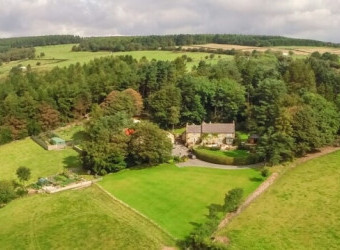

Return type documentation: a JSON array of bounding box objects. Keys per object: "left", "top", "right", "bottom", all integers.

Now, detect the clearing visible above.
[
  {"left": 0, "top": 137, "right": 80, "bottom": 182},
  {"left": 0, "top": 185, "right": 174, "bottom": 249},
  {"left": 99, "top": 163, "right": 264, "bottom": 239},
  {"left": 216, "top": 150, "right": 340, "bottom": 250}
]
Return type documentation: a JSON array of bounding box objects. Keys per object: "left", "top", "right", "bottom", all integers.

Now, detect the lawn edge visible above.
[{"left": 94, "top": 183, "right": 177, "bottom": 241}]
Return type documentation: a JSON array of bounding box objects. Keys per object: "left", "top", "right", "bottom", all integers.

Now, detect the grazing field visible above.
[
  {"left": 217, "top": 150, "right": 340, "bottom": 250},
  {"left": 0, "top": 44, "right": 233, "bottom": 77},
  {"left": 184, "top": 43, "right": 340, "bottom": 56},
  {"left": 99, "top": 164, "right": 264, "bottom": 239},
  {"left": 0, "top": 138, "right": 80, "bottom": 182},
  {"left": 0, "top": 186, "right": 174, "bottom": 249}
]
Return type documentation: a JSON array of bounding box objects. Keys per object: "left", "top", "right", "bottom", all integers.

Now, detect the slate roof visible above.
[{"left": 186, "top": 122, "right": 235, "bottom": 134}]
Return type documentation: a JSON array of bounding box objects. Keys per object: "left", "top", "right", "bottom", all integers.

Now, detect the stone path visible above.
[{"left": 177, "top": 158, "right": 263, "bottom": 170}]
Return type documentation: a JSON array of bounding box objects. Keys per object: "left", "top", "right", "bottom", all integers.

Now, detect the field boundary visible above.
[
  {"left": 94, "top": 183, "right": 176, "bottom": 240},
  {"left": 213, "top": 146, "right": 340, "bottom": 243}
]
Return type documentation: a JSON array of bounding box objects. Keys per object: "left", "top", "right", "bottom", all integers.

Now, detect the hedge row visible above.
[{"left": 193, "top": 148, "right": 259, "bottom": 165}]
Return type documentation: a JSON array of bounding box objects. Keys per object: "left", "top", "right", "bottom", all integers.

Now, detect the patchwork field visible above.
[
  {"left": 0, "top": 138, "right": 80, "bottom": 182},
  {"left": 99, "top": 164, "right": 264, "bottom": 239},
  {"left": 217, "top": 150, "right": 340, "bottom": 249},
  {"left": 0, "top": 185, "right": 174, "bottom": 249},
  {"left": 184, "top": 43, "right": 340, "bottom": 56},
  {"left": 0, "top": 44, "right": 233, "bottom": 77}
]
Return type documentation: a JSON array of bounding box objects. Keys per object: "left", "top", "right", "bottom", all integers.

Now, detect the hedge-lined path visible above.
[{"left": 176, "top": 159, "right": 264, "bottom": 169}]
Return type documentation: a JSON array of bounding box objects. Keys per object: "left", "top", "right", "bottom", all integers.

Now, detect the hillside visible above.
[{"left": 216, "top": 150, "right": 340, "bottom": 249}]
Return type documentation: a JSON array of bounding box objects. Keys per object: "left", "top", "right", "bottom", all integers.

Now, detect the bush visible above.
[
  {"left": 261, "top": 168, "right": 270, "bottom": 177},
  {"left": 0, "top": 180, "right": 16, "bottom": 205},
  {"left": 224, "top": 188, "right": 243, "bottom": 213},
  {"left": 193, "top": 148, "right": 259, "bottom": 165},
  {"left": 16, "top": 187, "right": 28, "bottom": 197}
]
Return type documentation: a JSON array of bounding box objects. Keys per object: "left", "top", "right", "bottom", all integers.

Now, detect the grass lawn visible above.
[
  {"left": 236, "top": 131, "right": 249, "bottom": 141},
  {"left": 198, "top": 148, "right": 250, "bottom": 158},
  {"left": 54, "top": 123, "right": 85, "bottom": 141},
  {"left": 0, "top": 138, "right": 80, "bottom": 182},
  {"left": 217, "top": 150, "right": 340, "bottom": 250},
  {"left": 0, "top": 44, "right": 233, "bottom": 78},
  {"left": 99, "top": 164, "right": 264, "bottom": 239},
  {"left": 0, "top": 186, "right": 174, "bottom": 249}
]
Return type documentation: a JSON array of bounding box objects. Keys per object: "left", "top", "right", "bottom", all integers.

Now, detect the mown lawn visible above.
[
  {"left": 0, "top": 138, "right": 80, "bottom": 182},
  {"left": 99, "top": 164, "right": 264, "bottom": 239},
  {"left": 217, "top": 150, "right": 340, "bottom": 250},
  {"left": 0, "top": 186, "right": 174, "bottom": 249}
]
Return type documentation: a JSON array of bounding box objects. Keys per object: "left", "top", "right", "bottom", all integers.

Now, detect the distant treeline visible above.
[
  {"left": 72, "top": 34, "right": 340, "bottom": 52},
  {"left": 0, "top": 48, "right": 35, "bottom": 63},
  {"left": 0, "top": 35, "right": 81, "bottom": 52}
]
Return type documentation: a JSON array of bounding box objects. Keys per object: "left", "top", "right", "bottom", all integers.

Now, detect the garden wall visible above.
[{"left": 31, "top": 136, "right": 66, "bottom": 150}]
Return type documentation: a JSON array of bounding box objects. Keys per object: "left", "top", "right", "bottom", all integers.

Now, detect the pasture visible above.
[
  {"left": 0, "top": 44, "right": 233, "bottom": 77},
  {"left": 0, "top": 185, "right": 174, "bottom": 249},
  {"left": 99, "top": 164, "right": 264, "bottom": 239},
  {"left": 0, "top": 138, "right": 80, "bottom": 182},
  {"left": 217, "top": 150, "right": 340, "bottom": 250},
  {"left": 184, "top": 43, "right": 340, "bottom": 57}
]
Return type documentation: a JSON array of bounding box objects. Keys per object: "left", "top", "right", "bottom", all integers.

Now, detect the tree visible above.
[
  {"left": 128, "top": 121, "right": 172, "bottom": 165},
  {"left": 122, "top": 88, "right": 144, "bottom": 116},
  {"left": 38, "top": 103, "right": 60, "bottom": 131},
  {"left": 147, "top": 85, "right": 181, "bottom": 128},
  {"left": 100, "top": 90, "right": 136, "bottom": 117},
  {"left": 16, "top": 167, "right": 31, "bottom": 186},
  {"left": 81, "top": 113, "right": 132, "bottom": 175},
  {"left": 0, "top": 180, "right": 16, "bottom": 205}
]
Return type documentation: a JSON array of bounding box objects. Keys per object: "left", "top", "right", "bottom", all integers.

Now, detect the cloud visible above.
[{"left": 0, "top": 0, "right": 339, "bottom": 42}]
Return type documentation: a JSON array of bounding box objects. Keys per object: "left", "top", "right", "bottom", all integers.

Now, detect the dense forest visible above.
[
  {"left": 0, "top": 35, "right": 81, "bottom": 52},
  {"left": 0, "top": 49, "right": 339, "bottom": 168},
  {"left": 73, "top": 34, "right": 340, "bottom": 52}
]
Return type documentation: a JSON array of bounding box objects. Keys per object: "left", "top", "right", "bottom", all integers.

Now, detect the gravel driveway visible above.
[{"left": 177, "top": 158, "right": 263, "bottom": 170}]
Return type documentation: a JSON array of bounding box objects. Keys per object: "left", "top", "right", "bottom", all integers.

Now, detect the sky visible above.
[{"left": 0, "top": 0, "right": 339, "bottom": 42}]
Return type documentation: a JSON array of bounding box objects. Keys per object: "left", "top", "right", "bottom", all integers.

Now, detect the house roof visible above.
[{"left": 186, "top": 122, "right": 235, "bottom": 134}]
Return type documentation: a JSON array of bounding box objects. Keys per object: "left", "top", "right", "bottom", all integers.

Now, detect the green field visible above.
[
  {"left": 0, "top": 186, "right": 174, "bottom": 249},
  {"left": 0, "top": 44, "right": 233, "bottom": 77},
  {"left": 217, "top": 150, "right": 340, "bottom": 249},
  {"left": 99, "top": 164, "right": 264, "bottom": 239},
  {"left": 0, "top": 138, "right": 80, "bottom": 182}
]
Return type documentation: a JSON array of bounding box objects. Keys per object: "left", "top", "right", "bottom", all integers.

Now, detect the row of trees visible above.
[
  {"left": 0, "top": 48, "right": 35, "bottom": 63},
  {"left": 0, "top": 49, "right": 339, "bottom": 165},
  {"left": 73, "top": 34, "right": 340, "bottom": 52},
  {"left": 0, "top": 35, "right": 81, "bottom": 52}
]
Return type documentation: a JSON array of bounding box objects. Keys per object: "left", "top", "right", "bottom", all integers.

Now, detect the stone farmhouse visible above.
[{"left": 183, "top": 121, "right": 235, "bottom": 147}]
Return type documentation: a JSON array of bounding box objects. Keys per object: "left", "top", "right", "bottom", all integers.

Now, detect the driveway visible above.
[{"left": 177, "top": 158, "right": 263, "bottom": 170}]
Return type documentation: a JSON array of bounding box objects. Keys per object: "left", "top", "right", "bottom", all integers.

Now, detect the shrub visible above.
[
  {"left": 193, "top": 148, "right": 259, "bottom": 165},
  {"left": 16, "top": 187, "right": 28, "bottom": 197},
  {"left": 0, "top": 180, "right": 16, "bottom": 205},
  {"left": 224, "top": 188, "right": 243, "bottom": 213},
  {"left": 261, "top": 168, "right": 270, "bottom": 177}
]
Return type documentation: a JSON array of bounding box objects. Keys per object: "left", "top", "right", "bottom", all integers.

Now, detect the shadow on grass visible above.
[
  {"left": 249, "top": 177, "right": 263, "bottom": 182},
  {"left": 63, "top": 155, "right": 80, "bottom": 169}
]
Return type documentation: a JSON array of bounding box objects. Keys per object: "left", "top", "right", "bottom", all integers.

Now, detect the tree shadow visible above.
[
  {"left": 63, "top": 156, "right": 80, "bottom": 169},
  {"left": 72, "top": 131, "right": 89, "bottom": 143},
  {"left": 249, "top": 177, "right": 263, "bottom": 182}
]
